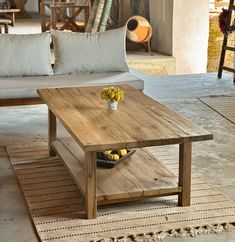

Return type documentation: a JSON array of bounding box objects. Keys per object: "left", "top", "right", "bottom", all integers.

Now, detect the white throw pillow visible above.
[
  {"left": 52, "top": 27, "right": 129, "bottom": 74},
  {"left": 0, "top": 33, "right": 53, "bottom": 76}
]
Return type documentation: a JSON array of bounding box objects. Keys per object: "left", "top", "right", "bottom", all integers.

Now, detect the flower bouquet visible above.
[{"left": 100, "top": 86, "right": 124, "bottom": 110}]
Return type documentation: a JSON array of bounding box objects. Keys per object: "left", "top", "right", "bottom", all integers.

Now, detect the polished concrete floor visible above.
[{"left": 0, "top": 71, "right": 235, "bottom": 242}]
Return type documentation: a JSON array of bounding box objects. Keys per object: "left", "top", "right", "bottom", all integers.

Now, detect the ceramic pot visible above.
[
  {"left": 126, "top": 15, "right": 152, "bottom": 43},
  {"left": 107, "top": 101, "right": 118, "bottom": 110}
]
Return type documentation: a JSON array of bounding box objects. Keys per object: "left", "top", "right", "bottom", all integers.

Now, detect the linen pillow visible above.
[
  {"left": 0, "top": 33, "right": 53, "bottom": 76},
  {"left": 52, "top": 27, "right": 129, "bottom": 74}
]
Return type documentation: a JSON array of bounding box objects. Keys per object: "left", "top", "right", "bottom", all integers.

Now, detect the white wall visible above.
[
  {"left": 150, "top": 0, "right": 209, "bottom": 74},
  {"left": 173, "top": 0, "right": 209, "bottom": 74},
  {"left": 149, "top": 0, "right": 173, "bottom": 56}
]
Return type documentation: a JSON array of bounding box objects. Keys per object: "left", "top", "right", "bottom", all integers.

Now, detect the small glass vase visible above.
[{"left": 107, "top": 101, "right": 118, "bottom": 110}]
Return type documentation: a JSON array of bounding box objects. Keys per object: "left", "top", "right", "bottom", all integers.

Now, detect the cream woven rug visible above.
[
  {"left": 199, "top": 96, "right": 235, "bottom": 124},
  {"left": 6, "top": 145, "right": 235, "bottom": 242}
]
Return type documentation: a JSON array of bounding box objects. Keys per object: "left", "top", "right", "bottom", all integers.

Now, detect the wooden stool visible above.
[
  {"left": 0, "top": 9, "right": 20, "bottom": 26},
  {"left": 0, "top": 19, "right": 11, "bottom": 34}
]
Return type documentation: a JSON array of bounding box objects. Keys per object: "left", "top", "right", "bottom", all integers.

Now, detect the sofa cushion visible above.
[
  {"left": 52, "top": 27, "right": 129, "bottom": 74},
  {"left": 0, "top": 33, "right": 53, "bottom": 77},
  {"left": 0, "top": 72, "right": 144, "bottom": 99}
]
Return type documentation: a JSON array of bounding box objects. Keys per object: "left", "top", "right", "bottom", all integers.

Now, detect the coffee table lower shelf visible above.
[{"left": 52, "top": 140, "right": 181, "bottom": 205}]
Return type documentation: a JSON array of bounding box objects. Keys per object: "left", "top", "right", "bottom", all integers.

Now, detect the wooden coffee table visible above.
[{"left": 38, "top": 85, "right": 213, "bottom": 219}]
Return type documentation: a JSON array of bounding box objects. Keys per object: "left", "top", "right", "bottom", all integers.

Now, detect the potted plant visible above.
[{"left": 100, "top": 86, "right": 124, "bottom": 110}]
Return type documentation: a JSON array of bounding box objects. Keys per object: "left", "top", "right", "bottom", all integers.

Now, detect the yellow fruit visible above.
[
  {"left": 107, "top": 154, "right": 119, "bottom": 161},
  {"left": 118, "top": 149, "right": 127, "bottom": 157},
  {"left": 103, "top": 150, "right": 112, "bottom": 155},
  {"left": 113, "top": 154, "right": 120, "bottom": 161}
]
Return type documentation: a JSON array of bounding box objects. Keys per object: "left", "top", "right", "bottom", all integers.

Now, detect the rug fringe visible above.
[{"left": 92, "top": 223, "right": 235, "bottom": 242}]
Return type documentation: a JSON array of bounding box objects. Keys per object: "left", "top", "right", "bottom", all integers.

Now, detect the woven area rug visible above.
[
  {"left": 198, "top": 96, "right": 235, "bottom": 124},
  {"left": 6, "top": 145, "right": 235, "bottom": 242}
]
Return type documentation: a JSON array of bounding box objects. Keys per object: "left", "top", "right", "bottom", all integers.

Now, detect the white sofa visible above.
[
  {"left": 0, "top": 28, "right": 144, "bottom": 106},
  {"left": 0, "top": 72, "right": 144, "bottom": 106}
]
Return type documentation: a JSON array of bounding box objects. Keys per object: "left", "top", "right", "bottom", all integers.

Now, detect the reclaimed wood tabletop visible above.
[{"left": 38, "top": 85, "right": 213, "bottom": 152}]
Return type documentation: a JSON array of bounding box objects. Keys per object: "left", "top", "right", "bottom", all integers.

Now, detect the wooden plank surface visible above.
[
  {"left": 52, "top": 140, "right": 180, "bottom": 205},
  {"left": 51, "top": 141, "right": 85, "bottom": 195},
  {"left": 84, "top": 151, "right": 97, "bottom": 219},
  {"left": 0, "top": 98, "right": 43, "bottom": 107},
  {"left": 0, "top": 9, "right": 20, "bottom": 13},
  {"left": 48, "top": 109, "right": 57, "bottom": 156},
  {"left": 38, "top": 85, "right": 213, "bottom": 151}
]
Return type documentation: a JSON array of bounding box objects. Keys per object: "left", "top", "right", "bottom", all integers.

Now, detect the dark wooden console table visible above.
[{"left": 40, "top": 2, "right": 89, "bottom": 32}]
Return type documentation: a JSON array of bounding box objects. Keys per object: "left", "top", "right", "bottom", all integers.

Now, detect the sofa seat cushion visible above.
[{"left": 0, "top": 72, "right": 144, "bottom": 99}]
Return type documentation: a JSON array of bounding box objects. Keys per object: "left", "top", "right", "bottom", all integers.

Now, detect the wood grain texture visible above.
[
  {"left": 51, "top": 140, "right": 85, "bottom": 194},
  {"left": 0, "top": 98, "right": 43, "bottom": 107},
  {"left": 48, "top": 109, "right": 57, "bottom": 156},
  {"left": 40, "top": 3, "right": 47, "bottom": 32},
  {"left": 50, "top": 6, "right": 57, "bottom": 30},
  {"left": 52, "top": 140, "right": 180, "bottom": 206},
  {"left": 38, "top": 85, "right": 213, "bottom": 152},
  {"left": 84, "top": 151, "right": 97, "bottom": 219},
  {"left": 178, "top": 142, "right": 192, "bottom": 206},
  {"left": 40, "top": 2, "right": 89, "bottom": 32}
]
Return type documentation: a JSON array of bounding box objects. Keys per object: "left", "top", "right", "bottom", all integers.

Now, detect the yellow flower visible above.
[{"left": 100, "top": 86, "right": 125, "bottom": 103}]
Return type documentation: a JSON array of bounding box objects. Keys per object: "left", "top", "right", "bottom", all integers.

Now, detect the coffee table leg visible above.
[
  {"left": 85, "top": 151, "right": 97, "bottom": 219},
  {"left": 178, "top": 142, "right": 192, "bottom": 206},
  {"left": 48, "top": 108, "right": 56, "bottom": 156}
]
